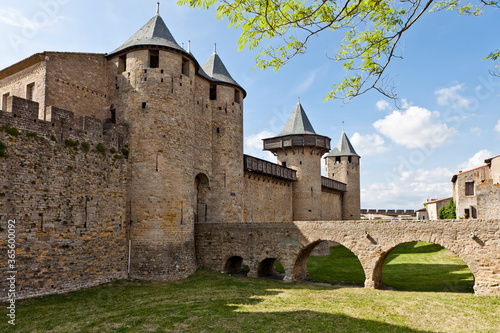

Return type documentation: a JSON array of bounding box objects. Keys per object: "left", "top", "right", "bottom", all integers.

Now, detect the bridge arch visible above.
[
  {"left": 224, "top": 256, "right": 244, "bottom": 274},
  {"left": 370, "top": 238, "right": 477, "bottom": 291},
  {"left": 290, "top": 240, "right": 366, "bottom": 283},
  {"left": 257, "top": 257, "right": 285, "bottom": 278}
]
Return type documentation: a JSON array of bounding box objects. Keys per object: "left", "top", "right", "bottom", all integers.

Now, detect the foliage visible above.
[
  {"left": 81, "top": 142, "right": 90, "bottom": 152},
  {"left": 2, "top": 125, "right": 20, "bottom": 136},
  {"left": 178, "top": 0, "right": 500, "bottom": 102},
  {"left": 96, "top": 143, "right": 106, "bottom": 155},
  {"left": 26, "top": 132, "right": 38, "bottom": 138},
  {"left": 121, "top": 147, "right": 129, "bottom": 158},
  {"left": 0, "top": 140, "right": 7, "bottom": 157},
  {"left": 110, "top": 147, "right": 117, "bottom": 154},
  {"left": 64, "top": 139, "right": 80, "bottom": 149},
  {"left": 50, "top": 135, "right": 57, "bottom": 142},
  {"left": 439, "top": 198, "right": 456, "bottom": 219}
]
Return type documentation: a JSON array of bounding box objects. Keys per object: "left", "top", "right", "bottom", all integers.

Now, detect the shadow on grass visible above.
[{"left": 1, "top": 269, "right": 431, "bottom": 332}]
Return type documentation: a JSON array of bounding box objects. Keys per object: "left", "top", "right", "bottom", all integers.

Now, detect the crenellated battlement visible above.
[{"left": 0, "top": 95, "right": 127, "bottom": 148}]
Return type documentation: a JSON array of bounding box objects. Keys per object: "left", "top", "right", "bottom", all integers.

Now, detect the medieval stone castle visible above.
[{"left": 0, "top": 10, "right": 361, "bottom": 299}]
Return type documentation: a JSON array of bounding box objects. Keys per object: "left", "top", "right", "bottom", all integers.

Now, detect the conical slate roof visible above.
[
  {"left": 201, "top": 51, "right": 240, "bottom": 87},
  {"left": 278, "top": 101, "right": 316, "bottom": 136},
  {"left": 109, "top": 14, "right": 183, "bottom": 56},
  {"left": 326, "top": 130, "right": 359, "bottom": 157}
]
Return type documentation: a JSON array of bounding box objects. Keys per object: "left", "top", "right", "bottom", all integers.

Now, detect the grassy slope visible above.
[{"left": 1, "top": 269, "right": 498, "bottom": 332}]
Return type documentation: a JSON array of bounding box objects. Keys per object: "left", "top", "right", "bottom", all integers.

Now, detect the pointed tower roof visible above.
[
  {"left": 326, "top": 130, "right": 359, "bottom": 157},
  {"left": 109, "top": 13, "right": 183, "bottom": 56},
  {"left": 201, "top": 45, "right": 241, "bottom": 88},
  {"left": 279, "top": 100, "right": 316, "bottom": 136}
]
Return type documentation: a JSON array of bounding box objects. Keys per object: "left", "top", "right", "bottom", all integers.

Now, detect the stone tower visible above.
[
  {"left": 263, "top": 101, "right": 330, "bottom": 220},
  {"left": 324, "top": 130, "right": 360, "bottom": 220},
  {"left": 106, "top": 9, "right": 245, "bottom": 279}
]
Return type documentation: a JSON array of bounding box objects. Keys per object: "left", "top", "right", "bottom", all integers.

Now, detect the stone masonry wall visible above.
[
  {"left": 0, "top": 97, "right": 129, "bottom": 301},
  {"left": 242, "top": 172, "right": 293, "bottom": 222},
  {"left": 477, "top": 180, "right": 500, "bottom": 220},
  {"left": 45, "top": 52, "right": 108, "bottom": 121},
  {"left": 320, "top": 189, "right": 342, "bottom": 220}
]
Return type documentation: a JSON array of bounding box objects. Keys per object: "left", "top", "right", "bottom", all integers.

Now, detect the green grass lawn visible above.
[
  {"left": 0, "top": 242, "right": 494, "bottom": 332},
  {"left": 306, "top": 241, "right": 474, "bottom": 293},
  {"left": 1, "top": 269, "right": 498, "bottom": 332}
]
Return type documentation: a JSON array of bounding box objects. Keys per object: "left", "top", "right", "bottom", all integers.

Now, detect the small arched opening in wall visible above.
[
  {"left": 292, "top": 240, "right": 365, "bottom": 286},
  {"left": 194, "top": 173, "right": 210, "bottom": 223},
  {"left": 257, "top": 258, "right": 285, "bottom": 280},
  {"left": 375, "top": 241, "right": 474, "bottom": 293},
  {"left": 224, "top": 256, "right": 249, "bottom": 276}
]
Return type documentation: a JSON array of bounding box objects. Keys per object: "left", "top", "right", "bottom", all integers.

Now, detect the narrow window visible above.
[
  {"left": 209, "top": 84, "right": 217, "bottom": 100},
  {"left": 464, "top": 208, "right": 470, "bottom": 218},
  {"left": 348, "top": 156, "right": 352, "bottom": 163},
  {"left": 2, "top": 92, "right": 9, "bottom": 110},
  {"left": 465, "top": 181, "right": 474, "bottom": 196},
  {"left": 234, "top": 89, "right": 240, "bottom": 104},
  {"left": 471, "top": 206, "right": 477, "bottom": 218},
  {"left": 39, "top": 213, "right": 44, "bottom": 231},
  {"left": 26, "top": 82, "right": 35, "bottom": 101},
  {"left": 149, "top": 50, "right": 159, "bottom": 68},
  {"left": 336, "top": 156, "right": 341, "bottom": 164},
  {"left": 182, "top": 57, "right": 190, "bottom": 76},
  {"left": 282, "top": 162, "right": 287, "bottom": 168},
  {"left": 216, "top": 127, "right": 220, "bottom": 134},
  {"left": 110, "top": 108, "right": 116, "bottom": 124},
  {"left": 118, "top": 54, "right": 127, "bottom": 72},
  {"left": 142, "top": 102, "right": 147, "bottom": 109}
]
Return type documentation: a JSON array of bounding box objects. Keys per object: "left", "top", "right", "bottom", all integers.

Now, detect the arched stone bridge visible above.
[{"left": 195, "top": 220, "right": 500, "bottom": 295}]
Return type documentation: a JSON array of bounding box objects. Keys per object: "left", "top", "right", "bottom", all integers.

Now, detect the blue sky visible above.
[{"left": 1, "top": 0, "right": 499, "bottom": 209}]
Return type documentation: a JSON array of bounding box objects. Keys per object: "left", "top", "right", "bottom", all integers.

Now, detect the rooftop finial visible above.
[
  {"left": 213, "top": 43, "right": 217, "bottom": 54},
  {"left": 342, "top": 121, "right": 345, "bottom": 132},
  {"left": 188, "top": 40, "right": 191, "bottom": 53},
  {"left": 298, "top": 96, "right": 300, "bottom": 103},
  {"left": 181, "top": 42, "right": 184, "bottom": 49},
  {"left": 156, "top": 2, "right": 160, "bottom": 15}
]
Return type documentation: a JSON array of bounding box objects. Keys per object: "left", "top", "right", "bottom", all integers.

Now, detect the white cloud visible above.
[
  {"left": 373, "top": 106, "right": 457, "bottom": 149},
  {"left": 362, "top": 167, "right": 453, "bottom": 209},
  {"left": 457, "top": 149, "right": 491, "bottom": 172},
  {"left": 435, "top": 84, "right": 473, "bottom": 109},
  {"left": 471, "top": 127, "right": 482, "bottom": 136},
  {"left": 495, "top": 119, "right": 500, "bottom": 133},
  {"left": 0, "top": 8, "right": 64, "bottom": 29},
  {"left": 350, "top": 132, "right": 388, "bottom": 156},
  {"left": 375, "top": 99, "right": 390, "bottom": 111},
  {"left": 244, "top": 130, "right": 277, "bottom": 162}
]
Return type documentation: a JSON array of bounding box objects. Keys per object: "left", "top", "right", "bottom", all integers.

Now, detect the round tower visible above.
[
  {"left": 324, "top": 130, "right": 360, "bottom": 220},
  {"left": 263, "top": 101, "right": 330, "bottom": 221},
  {"left": 200, "top": 46, "right": 246, "bottom": 223},
  {"left": 106, "top": 10, "right": 200, "bottom": 280}
]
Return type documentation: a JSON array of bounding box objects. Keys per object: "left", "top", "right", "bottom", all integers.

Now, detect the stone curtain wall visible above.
[
  {"left": 196, "top": 220, "right": 500, "bottom": 296},
  {"left": 242, "top": 172, "right": 293, "bottom": 222},
  {"left": 477, "top": 180, "right": 500, "bottom": 220},
  {"left": 0, "top": 96, "right": 129, "bottom": 301}
]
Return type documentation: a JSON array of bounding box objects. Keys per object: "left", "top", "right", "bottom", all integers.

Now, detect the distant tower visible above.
[
  {"left": 263, "top": 101, "right": 330, "bottom": 220},
  {"left": 324, "top": 129, "right": 360, "bottom": 220}
]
